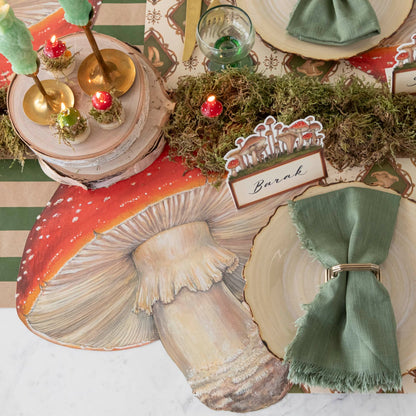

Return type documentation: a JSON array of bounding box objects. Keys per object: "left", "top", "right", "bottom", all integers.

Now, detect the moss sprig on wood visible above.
[
  {"left": 0, "top": 86, "right": 31, "bottom": 164},
  {"left": 164, "top": 69, "right": 416, "bottom": 178}
]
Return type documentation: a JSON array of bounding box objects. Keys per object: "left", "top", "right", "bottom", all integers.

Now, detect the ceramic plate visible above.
[
  {"left": 237, "top": 0, "right": 413, "bottom": 60},
  {"left": 244, "top": 182, "right": 416, "bottom": 391}
]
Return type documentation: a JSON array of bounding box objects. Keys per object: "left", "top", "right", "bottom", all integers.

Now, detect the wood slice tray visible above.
[{"left": 7, "top": 32, "right": 174, "bottom": 188}]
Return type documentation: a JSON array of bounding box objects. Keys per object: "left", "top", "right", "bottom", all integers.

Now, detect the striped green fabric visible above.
[
  {"left": 0, "top": 161, "right": 51, "bottom": 282},
  {"left": 0, "top": 2, "right": 145, "bottom": 285}
]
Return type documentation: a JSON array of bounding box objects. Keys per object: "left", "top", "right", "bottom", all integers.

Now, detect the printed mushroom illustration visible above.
[
  {"left": 395, "top": 51, "right": 410, "bottom": 67},
  {"left": 278, "top": 127, "right": 297, "bottom": 153},
  {"left": 302, "top": 132, "right": 313, "bottom": 148},
  {"left": 239, "top": 134, "right": 268, "bottom": 166},
  {"left": 262, "top": 116, "right": 275, "bottom": 156},
  {"left": 16, "top": 149, "right": 293, "bottom": 412},
  {"left": 226, "top": 158, "right": 240, "bottom": 176},
  {"left": 225, "top": 137, "right": 248, "bottom": 168},
  {"left": 288, "top": 119, "right": 309, "bottom": 149},
  {"left": 371, "top": 170, "right": 400, "bottom": 188},
  {"left": 397, "top": 39, "right": 415, "bottom": 63},
  {"left": 273, "top": 121, "right": 284, "bottom": 155},
  {"left": 304, "top": 117, "right": 323, "bottom": 145},
  {"left": 296, "top": 59, "right": 325, "bottom": 76}
]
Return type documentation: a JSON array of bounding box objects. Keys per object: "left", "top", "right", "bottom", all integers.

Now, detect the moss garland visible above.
[
  {"left": 164, "top": 69, "right": 416, "bottom": 179},
  {"left": 2, "top": 70, "right": 416, "bottom": 173}
]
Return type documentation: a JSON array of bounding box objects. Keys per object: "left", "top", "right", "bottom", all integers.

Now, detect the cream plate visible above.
[
  {"left": 244, "top": 182, "right": 416, "bottom": 391},
  {"left": 237, "top": 0, "right": 413, "bottom": 60}
]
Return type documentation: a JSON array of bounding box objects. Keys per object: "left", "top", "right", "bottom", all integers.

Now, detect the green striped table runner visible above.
[{"left": 0, "top": 0, "right": 146, "bottom": 306}]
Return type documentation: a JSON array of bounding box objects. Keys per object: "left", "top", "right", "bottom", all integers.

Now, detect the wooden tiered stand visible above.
[{"left": 7, "top": 32, "right": 174, "bottom": 189}]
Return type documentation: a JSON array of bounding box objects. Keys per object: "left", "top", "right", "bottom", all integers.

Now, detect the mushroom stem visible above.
[
  {"left": 153, "top": 282, "right": 289, "bottom": 412},
  {"left": 132, "top": 221, "right": 289, "bottom": 411}
]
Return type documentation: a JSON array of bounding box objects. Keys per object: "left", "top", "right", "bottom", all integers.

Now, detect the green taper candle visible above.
[
  {"left": 0, "top": 1, "right": 37, "bottom": 74},
  {"left": 59, "top": 0, "right": 92, "bottom": 26}
]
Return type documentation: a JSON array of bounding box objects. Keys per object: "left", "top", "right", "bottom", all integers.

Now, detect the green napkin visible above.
[
  {"left": 284, "top": 186, "right": 402, "bottom": 392},
  {"left": 286, "top": 0, "right": 381, "bottom": 46}
]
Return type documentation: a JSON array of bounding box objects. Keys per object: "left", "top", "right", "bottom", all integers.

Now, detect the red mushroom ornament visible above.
[
  {"left": 16, "top": 148, "right": 305, "bottom": 412},
  {"left": 200, "top": 95, "right": 223, "bottom": 118},
  {"left": 91, "top": 91, "right": 112, "bottom": 111},
  {"left": 44, "top": 35, "right": 67, "bottom": 58}
]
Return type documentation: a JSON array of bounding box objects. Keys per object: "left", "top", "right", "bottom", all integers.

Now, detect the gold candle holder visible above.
[
  {"left": 77, "top": 18, "right": 136, "bottom": 97},
  {"left": 23, "top": 59, "right": 74, "bottom": 125}
]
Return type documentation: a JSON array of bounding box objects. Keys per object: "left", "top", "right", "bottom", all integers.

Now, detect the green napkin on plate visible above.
[
  {"left": 286, "top": 0, "right": 381, "bottom": 46},
  {"left": 284, "top": 186, "right": 402, "bottom": 392}
]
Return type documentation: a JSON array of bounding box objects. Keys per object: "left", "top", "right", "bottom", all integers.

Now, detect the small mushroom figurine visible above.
[{"left": 16, "top": 149, "right": 294, "bottom": 412}]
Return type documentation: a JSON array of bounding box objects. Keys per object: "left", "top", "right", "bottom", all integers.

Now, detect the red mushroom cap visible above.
[
  {"left": 289, "top": 120, "right": 308, "bottom": 130},
  {"left": 303, "top": 132, "right": 313, "bottom": 140},
  {"left": 16, "top": 148, "right": 205, "bottom": 321},
  {"left": 226, "top": 159, "right": 240, "bottom": 169},
  {"left": 397, "top": 51, "right": 409, "bottom": 59},
  {"left": 43, "top": 37, "right": 67, "bottom": 58}
]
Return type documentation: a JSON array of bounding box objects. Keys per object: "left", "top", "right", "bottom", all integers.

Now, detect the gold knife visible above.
[{"left": 182, "top": 0, "right": 203, "bottom": 62}]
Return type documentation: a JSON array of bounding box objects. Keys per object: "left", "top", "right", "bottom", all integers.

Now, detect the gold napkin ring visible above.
[{"left": 325, "top": 263, "right": 381, "bottom": 283}]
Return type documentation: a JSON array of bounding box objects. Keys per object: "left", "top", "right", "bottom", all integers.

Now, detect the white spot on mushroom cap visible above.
[
  {"left": 54, "top": 198, "right": 64, "bottom": 206},
  {"left": 87, "top": 201, "right": 92, "bottom": 205},
  {"left": 104, "top": 196, "right": 111, "bottom": 202},
  {"left": 76, "top": 209, "right": 81, "bottom": 214},
  {"left": 28, "top": 255, "right": 34, "bottom": 261},
  {"left": 52, "top": 213, "right": 61, "bottom": 218},
  {"left": 17, "top": 276, "right": 22, "bottom": 282},
  {"left": 67, "top": 197, "right": 73, "bottom": 202},
  {"left": 72, "top": 217, "right": 79, "bottom": 223},
  {"left": 36, "top": 226, "right": 42, "bottom": 231},
  {"left": 36, "top": 215, "right": 41, "bottom": 220}
]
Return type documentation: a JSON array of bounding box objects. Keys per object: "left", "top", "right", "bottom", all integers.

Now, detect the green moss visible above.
[
  {"left": 54, "top": 115, "right": 88, "bottom": 145},
  {"left": 0, "top": 86, "right": 31, "bottom": 165},
  {"left": 89, "top": 96, "right": 123, "bottom": 124},
  {"left": 39, "top": 49, "right": 78, "bottom": 72},
  {"left": 0, "top": 114, "right": 31, "bottom": 164},
  {"left": 164, "top": 70, "right": 416, "bottom": 178}
]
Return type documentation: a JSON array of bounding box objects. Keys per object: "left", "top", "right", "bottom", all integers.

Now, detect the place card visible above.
[
  {"left": 224, "top": 115, "right": 327, "bottom": 208},
  {"left": 391, "top": 34, "right": 416, "bottom": 94}
]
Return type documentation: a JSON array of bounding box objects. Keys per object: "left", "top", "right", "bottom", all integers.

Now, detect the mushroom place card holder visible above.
[
  {"left": 387, "top": 33, "right": 416, "bottom": 94},
  {"left": 224, "top": 115, "right": 328, "bottom": 209}
]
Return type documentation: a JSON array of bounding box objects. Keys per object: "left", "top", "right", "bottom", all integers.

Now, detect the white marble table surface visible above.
[{"left": 1, "top": 308, "right": 415, "bottom": 416}]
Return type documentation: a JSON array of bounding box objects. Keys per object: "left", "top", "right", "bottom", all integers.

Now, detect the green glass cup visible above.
[{"left": 196, "top": 5, "right": 255, "bottom": 71}]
